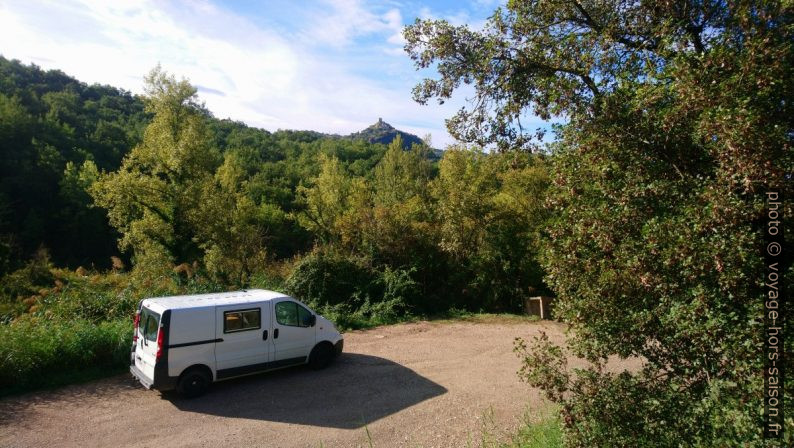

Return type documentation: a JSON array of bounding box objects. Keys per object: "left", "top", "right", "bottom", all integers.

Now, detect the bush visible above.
[
  {"left": 284, "top": 250, "right": 419, "bottom": 329},
  {"left": 311, "top": 296, "right": 411, "bottom": 331},
  {"left": 38, "top": 287, "right": 136, "bottom": 323},
  {"left": 376, "top": 266, "right": 418, "bottom": 313},
  {"left": 0, "top": 249, "right": 53, "bottom": 303},
  {"left": 0, "top": 318, "right": 132, "bottom": 394},
  {"left": 284, "top": 250, "right": 377, "bottom": 307}
]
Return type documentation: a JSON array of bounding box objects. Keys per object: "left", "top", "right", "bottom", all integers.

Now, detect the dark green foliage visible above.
[
  {"left": 0, "top": 249, "right": 53, "bottom": 300},
  {"left": 0, "top": 56, "right": 146, "bottom": 269},
  {"left": 292, "top": 139, "right": 550, "bottom": 315},
  {"left": 0, "top": 249, "right": 54, "bottom": 322},
  {"left": 284, "top": 250, "right": 379, "bottom": 308},
  {"left": 432, "top": 149, "right": 550, "bottom": 311},
  {"left": 283, "top": 250, "right": 422, "bottom": 329},
  {"left": 37, "top": 284, "right": 137, "bottom": 323},
  {"left": 408, "top": 0, "right": 793, "bottom": 446},
  {"left": 377, "top": 266, "right": 419, "bottom": 313}
]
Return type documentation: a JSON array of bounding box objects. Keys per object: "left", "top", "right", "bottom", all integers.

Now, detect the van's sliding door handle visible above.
[
  {"left": 262, "top": 330, "right": 268, "bottom": 340},
  {"left": 274, "top": 328, "right": 279, "bottom": 339}
]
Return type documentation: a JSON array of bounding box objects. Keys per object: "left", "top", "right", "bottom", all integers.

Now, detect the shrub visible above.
[
  {"left": 284, "top": 251, "right": 419, "bottom": 329},
  {"left": 377, "top": 266, "right": 418, "bottom": 312},
  {"left": 0, "top": 249, "right": 53, "bottom": 303},
  {"left": 283, "top": 250, "right": 377, "bottom": 307},
  {"left": 39, "top": 289, "right": 137, "bottom": 322},
  {"left": 311, "top": 295, "right": 411, "bottom": 331}
]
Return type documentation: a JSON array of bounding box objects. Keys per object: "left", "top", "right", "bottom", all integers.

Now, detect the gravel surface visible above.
[{"left": 0, "top": 318, "right": 636, "bottom": 447}]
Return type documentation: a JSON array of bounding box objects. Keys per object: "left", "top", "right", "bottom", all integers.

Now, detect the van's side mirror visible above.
[{"left": 310, "top": 315, "right": 317, "bottom": 327}]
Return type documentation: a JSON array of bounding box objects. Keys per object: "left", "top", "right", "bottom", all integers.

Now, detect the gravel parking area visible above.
[{"left": 0, "top": 318, "right": 636, "bottom": 447}]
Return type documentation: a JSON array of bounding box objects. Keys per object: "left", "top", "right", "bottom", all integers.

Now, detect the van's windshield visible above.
[{"left": 140, "top": 307, "right": 161, "bottom": 343}]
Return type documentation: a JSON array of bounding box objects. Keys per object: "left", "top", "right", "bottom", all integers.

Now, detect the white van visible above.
[{"left": 129, "top": 289, "right": 343, "bottom": 397}]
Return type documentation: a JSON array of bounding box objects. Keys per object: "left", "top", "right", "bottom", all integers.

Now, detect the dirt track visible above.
[{"left": 0, "top": 318, "right": 635, "bottom": 447}]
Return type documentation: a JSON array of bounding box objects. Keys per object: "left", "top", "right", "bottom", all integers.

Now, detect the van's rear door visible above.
[
  {"left": 133, "top": 305, "right": 161, "bottom": 384},
  {"left": 215, "top": 302, "right": 272, "bottom": 378}
]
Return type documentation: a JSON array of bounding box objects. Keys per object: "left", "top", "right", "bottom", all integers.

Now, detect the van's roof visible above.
[{"left": 142, "top": 289, "right": 288, "bottom": 311}]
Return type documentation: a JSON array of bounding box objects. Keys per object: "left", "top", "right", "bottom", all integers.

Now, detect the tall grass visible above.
[
  {"left": 505, "top": 413, "right": 563, "bottom": 448},
  {"left": 470, "top": 405, "right": 563, "bottom": 448},
  {"left": 0, "top": 318, "right": 132, "bottom": 395}
]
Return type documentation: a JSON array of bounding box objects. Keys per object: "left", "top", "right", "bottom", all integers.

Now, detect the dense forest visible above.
[
  {"left": 1, "top": 0, "right": 793, "bottom": 446},
  {"left": 0, "top": 56, "right": 145, "bottom": 270},
  {"left": 0, "top": 56, "right": 548, "bottom": 321},
  {"left": 0, "top": 56, "right": 427, "bottom": 272}
]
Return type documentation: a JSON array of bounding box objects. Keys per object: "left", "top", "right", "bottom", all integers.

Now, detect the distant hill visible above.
[
  {"left": 349, "top": 118, "right": 424, "bottom": 147},
  {"left": 347, "top": 118, "right": 442, "bottom": 160},
  {"left": 298, "top": 118, "right": 444, "bottom": 160},
  {"left": 270, "top": 118, "right": 444, "bottom": 160}
]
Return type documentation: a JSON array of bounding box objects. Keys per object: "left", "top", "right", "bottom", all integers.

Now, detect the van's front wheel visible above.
[
  {"left": 308, "top": 342, "right": 334, "bottom": 370},
  {"left": 177, "top": 368, "right": 211, "bottom": 398}
]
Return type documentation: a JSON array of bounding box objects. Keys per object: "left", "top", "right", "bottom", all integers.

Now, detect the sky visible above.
[{"left": 0, "top": 0, "right": 514, "bottom": 148}]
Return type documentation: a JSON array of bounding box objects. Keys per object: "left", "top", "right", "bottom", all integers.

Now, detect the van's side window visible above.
[
  {"left": 276, "top": 301, "right": 313, "bottom": 327},
  {"left": 297, "top": 304, "right": 313, "bottom": 327},
  {"left": 224, "top": 309, "right": 261, "bottom": 333}
]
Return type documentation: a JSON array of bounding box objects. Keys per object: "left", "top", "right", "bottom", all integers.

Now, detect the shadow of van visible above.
[{"left": 168, "top": 353, "right": 447, "bottom": 429}]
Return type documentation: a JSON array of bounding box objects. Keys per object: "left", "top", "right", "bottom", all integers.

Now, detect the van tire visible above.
[
  {"left": 177, "top": 367, "right": 211, "bottom": 398},
  {"left": 308, "top": 342, "right": 334, "bottom": 370}
]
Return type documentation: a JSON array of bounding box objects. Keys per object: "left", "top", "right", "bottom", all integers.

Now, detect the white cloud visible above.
[
  {"left": 417, "top": 4, "right": 489, "bottom": 29},
  {"left": 301, "top": 0, "right": 404, "bottom": 50},
  {"left": 0, "top": 0, "right": 481, "bottom": 147}
]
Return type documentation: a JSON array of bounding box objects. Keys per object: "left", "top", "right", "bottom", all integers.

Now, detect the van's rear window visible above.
[{"left": 140, "top": 308, "right": 161, "bottom": 342}]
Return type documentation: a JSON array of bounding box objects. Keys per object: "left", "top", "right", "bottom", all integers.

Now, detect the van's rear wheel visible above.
[
  {"left": 308, "top": 343, "right": 334, "bottom": 370},
  {"left": 177, "top": 368, "right": 210, "bottom": 398}
]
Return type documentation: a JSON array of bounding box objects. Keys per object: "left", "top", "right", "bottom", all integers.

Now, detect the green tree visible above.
[
  {"left": 90, "top": 67, "right": 220, "bottom": 269},
  {"left": 295, "top": 154, "right": 356, "bottom": 245},
  {"left": 433, "top": 148, "right": 499, "bottom": 260},
  {"left": 433, "top": 148, "right": 548, "bottom": 310},
  {"left": 187, "top": 152, "right": 288, "bottom": 286},
  {"left": 408, "top": 1, "right": 793, "bottom": 446},
  {"left": 373, "top": 136, "right": 432, "bottom": 207},
  {"left": 368, "top": 136, "right": 435, "bottom": 265}
]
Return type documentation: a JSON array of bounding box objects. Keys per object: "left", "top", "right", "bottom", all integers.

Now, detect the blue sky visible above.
[{"left": 0, "top": 0, "right": 515, "bottom": 148}]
